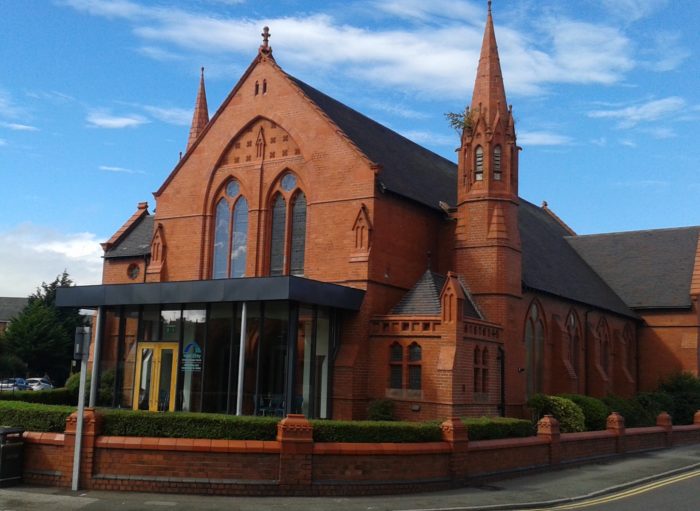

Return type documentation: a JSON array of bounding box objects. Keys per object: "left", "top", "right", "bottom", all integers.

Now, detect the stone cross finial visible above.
[{"left": 262, "top": 26, "right": 271, "bottom": 48}]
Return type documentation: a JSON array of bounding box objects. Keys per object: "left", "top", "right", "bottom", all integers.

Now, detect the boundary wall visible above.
[{"left": 22, "top": 410, "right": 700, "bottom": 496}]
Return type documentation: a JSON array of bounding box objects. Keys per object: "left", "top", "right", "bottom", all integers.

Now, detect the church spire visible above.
[
  {"left": 471, "top": 1, "right": 508, "bottom": 121},
  {"left": 187, "top": 67, "right": 209, "bottom": 151}
]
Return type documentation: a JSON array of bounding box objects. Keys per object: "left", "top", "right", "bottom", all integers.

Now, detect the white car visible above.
[{"left": 26, "top": 378, "right": 53, "bottom": 391}]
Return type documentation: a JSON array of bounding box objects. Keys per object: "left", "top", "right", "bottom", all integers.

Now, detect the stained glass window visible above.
[
  {"left": 290, "top": 192, "right": 306, "bottom": 275},
  {"left": 270, "top": 194, "right": 286, "bottom": 276},
  {"left": 212, "top": 199, "right": 230, "bottom": 279},
  {"left": 231, "top": 197, "right": 248, "bottom": 278}
]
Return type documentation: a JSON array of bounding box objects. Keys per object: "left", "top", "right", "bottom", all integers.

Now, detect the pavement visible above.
[{"left": 1, "top": 444, "right": 699, "bottom": 510}]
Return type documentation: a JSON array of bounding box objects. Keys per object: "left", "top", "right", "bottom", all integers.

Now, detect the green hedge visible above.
[
  {"left": 461, "top": 417, "right": 535, "bottom": 440},
  {"left": 101, "top": 409, "right": 279, "bottom": 440},
  {"left": 657, "top": 372, "right": 700, "bottom": 425},
  {"left": 528, "top": 394, "right": 585, "bottom": 433},
  {"left": 0, "top": 388, "right": 76, "bottom": 406},
  {"left": 0, "top": 401, "right": 73, "bottom": 432},
  {"left": 559, "top": 394, "right": 609, "bottom": 431},
  {"left": 603, "top": 394, "right": 648, "bottom": 427},
  {"left": 310, "top": 420, "right": 442, "bottom": 443}
]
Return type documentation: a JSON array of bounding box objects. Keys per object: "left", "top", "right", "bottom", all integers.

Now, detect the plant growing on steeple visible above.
[{"left": 444, "top": 110, "right": 473, "bottom": 134}]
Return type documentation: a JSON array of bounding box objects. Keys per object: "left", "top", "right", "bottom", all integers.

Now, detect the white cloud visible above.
[
  {"left": 601, "top": 0, "right": 668, "bottom": 22},
  {"left": 372, "top": 0, "right": 481, "bottom": 24},
  {"left": 0, "top": 122, "right": 39, "bottom": 131},
  {"left": 619, "top": 139, "right": 637, "bottom": 147},
  {"left": 588, "top": 97, "right": 685, "bottom": 128},
  {"left": 98, "top": 165, "right": 144, "bottom": 174},
  {"left": 639, "top": 32, "right": 690, "bottom": 72},
  {"left": 86, "top": 110, "right": 149, "bottom": 128},
  {"left": 142, "top": 105, "right": 192, "bottom": 126},
  {"left": 0, "top": 223, "right": 103, "bottom": 297},
  {"left": 0, "top": 138, "right": 7, "bottom": 147},
  {"left": 612, "top": 179, "right": 669, "bottom": 188},
  {"left": 0, "top": 89, "right": 26, "bottom": 119},
  {"left": 518, "top": 131, "right": 573, "bottom": 146},
  {"left": 61, "top": 0, "right": 637, "bottom": 99},
  {"left": 643, "top": 126, "right": 676, "bottom": 139}
]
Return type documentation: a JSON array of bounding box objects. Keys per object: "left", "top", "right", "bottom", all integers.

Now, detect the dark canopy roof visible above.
[
  {"left": 289, "top": 76, "right": 457, "bottom": 211},
  {"left": 519, "top": 200, "right": 635, "bottom": 318},
  {"left": 57, "top": 276, "right": 365, "bottom": 311},
  {"left": 104, "top": 215, "right": 153, "bottom": 259},
  {"left": 568, "top": 227, "right": 699, "bottom": 309}
]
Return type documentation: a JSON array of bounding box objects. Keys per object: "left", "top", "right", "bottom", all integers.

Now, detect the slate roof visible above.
[
  {"left": 288, "top": 76, "right": 458, "bottom": 211},
  {"left": 519, "top": 200, "right": 636, "bottom": 318},
  {"left": 568, "top": 227, "right": 700, "bottom": 309},
  {"left": 104, "top": 215, "right": 154, "bottom": 259},
  {"left": 391, "top": 270, "right": 481, "bottom": 319},
  {"left": 0, "top": 297, "right": 28, "bottom": 322}
]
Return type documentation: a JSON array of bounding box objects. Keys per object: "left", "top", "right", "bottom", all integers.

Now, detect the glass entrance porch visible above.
[{"left": 100, "top": 300, "right": 338, "bottom": 419}]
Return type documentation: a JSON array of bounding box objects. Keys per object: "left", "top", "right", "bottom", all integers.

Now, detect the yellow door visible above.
[{"left": 133, "top": 342, "right": 179, "bottom": 412}]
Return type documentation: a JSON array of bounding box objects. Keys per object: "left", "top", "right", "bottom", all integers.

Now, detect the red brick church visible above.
[{"left": 58, "top": 4, "right": 700, "bottom": 421}]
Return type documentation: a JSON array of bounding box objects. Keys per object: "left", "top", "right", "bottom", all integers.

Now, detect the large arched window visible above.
[
  {"left": 212, "top": 180, "right": 248, "bottom": 279},
  {"left": 524, "top": 302, "right": 545, "bottom": 397},
  {"left": 566, "top": 311, "right": 580, "bottom": 377},
  {"left": 474, "top": 146, "right": 484, "bottom": 181},
  {"left": 268, "top": 171, "right": 307, "bottom": 276}
]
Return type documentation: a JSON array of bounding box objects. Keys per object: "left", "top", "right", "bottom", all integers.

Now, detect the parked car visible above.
[
  {"left": 0, "top": 378, "right": 30, "bottom": 391},
  {"left": 26, "top": 377, "right": 54, "bottom": 391}
]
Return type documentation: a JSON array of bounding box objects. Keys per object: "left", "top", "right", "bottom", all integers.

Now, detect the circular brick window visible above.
[
  {"left": 127, "top": 263, "right": 140, "bottom": 280},
  {"left": 281, "top": 173, "right": 297, "bottom": 191}
]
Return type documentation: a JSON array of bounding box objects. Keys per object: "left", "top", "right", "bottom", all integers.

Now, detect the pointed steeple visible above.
[
  {"left": 471, "top": 1, "right": 508, "bottom": 121},
  {"left": 187, "top": 67, "right": 209, "bottom": 151}
]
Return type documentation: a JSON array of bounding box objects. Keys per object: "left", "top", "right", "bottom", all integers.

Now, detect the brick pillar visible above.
[
  {"left": 656, "top": 411, "right": 673, "bottom": 447},
  {"left": 694, "top": 411, "right": 700, "bottom": 425},
  {"left": 537, "top": 415, "right": 561, "bottom": 465},
  {"left": 277, "top": 414, "right": 313, "bottom": 489},
  {"left": 606, "top": 412, "right": 626, "bottom": 454},
  {"left": 64, "top": 408, "right": 103, "bottom": 490},
  {"left": 441, "top": 417, "right": 469, "bottom": 482}
]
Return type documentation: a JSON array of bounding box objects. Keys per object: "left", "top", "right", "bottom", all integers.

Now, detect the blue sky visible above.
[{"left": 1, "top": 0, "right": 699, "bottom": 296}]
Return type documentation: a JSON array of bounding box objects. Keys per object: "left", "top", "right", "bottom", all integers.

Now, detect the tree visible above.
[{"left": 1, "top": 271, "right": 85, "bottom": 384}]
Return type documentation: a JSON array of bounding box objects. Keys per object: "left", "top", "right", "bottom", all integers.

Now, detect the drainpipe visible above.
[
  {"left": 236, "top": 302, "right": 247, "bottom": 415},
  {"left": 88, "top": 307, "right": 104, "bottom": 408},
  {"left": 498, "top": 346, "right": 506, "bottom": 417},
  {"left": 584, "top": 310, "right": 591, "bottom": 396}
]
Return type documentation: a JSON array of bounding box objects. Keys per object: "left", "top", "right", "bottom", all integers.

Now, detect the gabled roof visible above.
[
  {"left": 568, "top": 227, "right": 700, "bottom": 309},
  {"left": 288, "top": 77, "right": 458, "bottom": 211},
  {"left": 519, "top": 200, "right": 636, "bottom": 318},
  {"left": 0, "top": 297, "right": 28, "bottom": 322},
  {"left": 104, "top": 215, "right": 154, "bottom": 259},
  {"left": 391, "top": 270, "right": 481, "bottom": 319}
]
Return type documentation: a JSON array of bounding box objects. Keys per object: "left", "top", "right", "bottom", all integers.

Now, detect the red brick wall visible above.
[
  {"left": 637, "top": 306, "right": 700, "bottom": 390},
  {"left": 19, "top": 411, "right": 700, "bottom": 496}
]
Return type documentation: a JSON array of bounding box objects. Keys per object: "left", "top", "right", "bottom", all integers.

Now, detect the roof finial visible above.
[
  {"left": 200, "top": 66, "right": 204, "bottom": 78},
  {"left": 259, "top": 26, "right": 272, "bottom": 55},
  {"left": 488, "top": 0, "right": 492, "bottom": 14}
]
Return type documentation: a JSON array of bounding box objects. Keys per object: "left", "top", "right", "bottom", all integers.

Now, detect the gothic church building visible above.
[{"left": 59, "top": 5, "right": 700, "bottom": 420}]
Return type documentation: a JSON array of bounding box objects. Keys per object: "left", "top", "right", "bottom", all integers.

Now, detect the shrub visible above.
[
  {"left": 603, "top": 394, "right": 647, "bottom": 427},
  {"left": 101, "top": 409, "right": 279, "bottom": 440},
  {"left": 311, "top": 420, "right": 442, "bottom": 443},
  {"left": 634, "top": 392, "right": 675, "bottom": 426},
  {"left": 559, "top": 394, "right": 609, "bottom": 431},
  {"left": 367, "top": 399, "right": 395, "bottom": 421},
  {"left": 527, "top": 394, "right": 585, "bottom": 433},
  {"left": 0, "top": 387, "right": 76, "bottom": 406},
  {"left": 657, "top": 372, "right": 700, "bottom": 425},
  {"left": 461, "top": 417, "right": 535, "bottom": 440},
  {"left": 0, "top": 401, "right": 73, "bottom": 432}
]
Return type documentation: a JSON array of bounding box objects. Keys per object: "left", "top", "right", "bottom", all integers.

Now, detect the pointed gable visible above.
[
  {"left": 102, "top": 202, "right": 152, "bottom": 258},
  {"left": 391, "top": 270, "right": 481, "bottom": 319}
]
